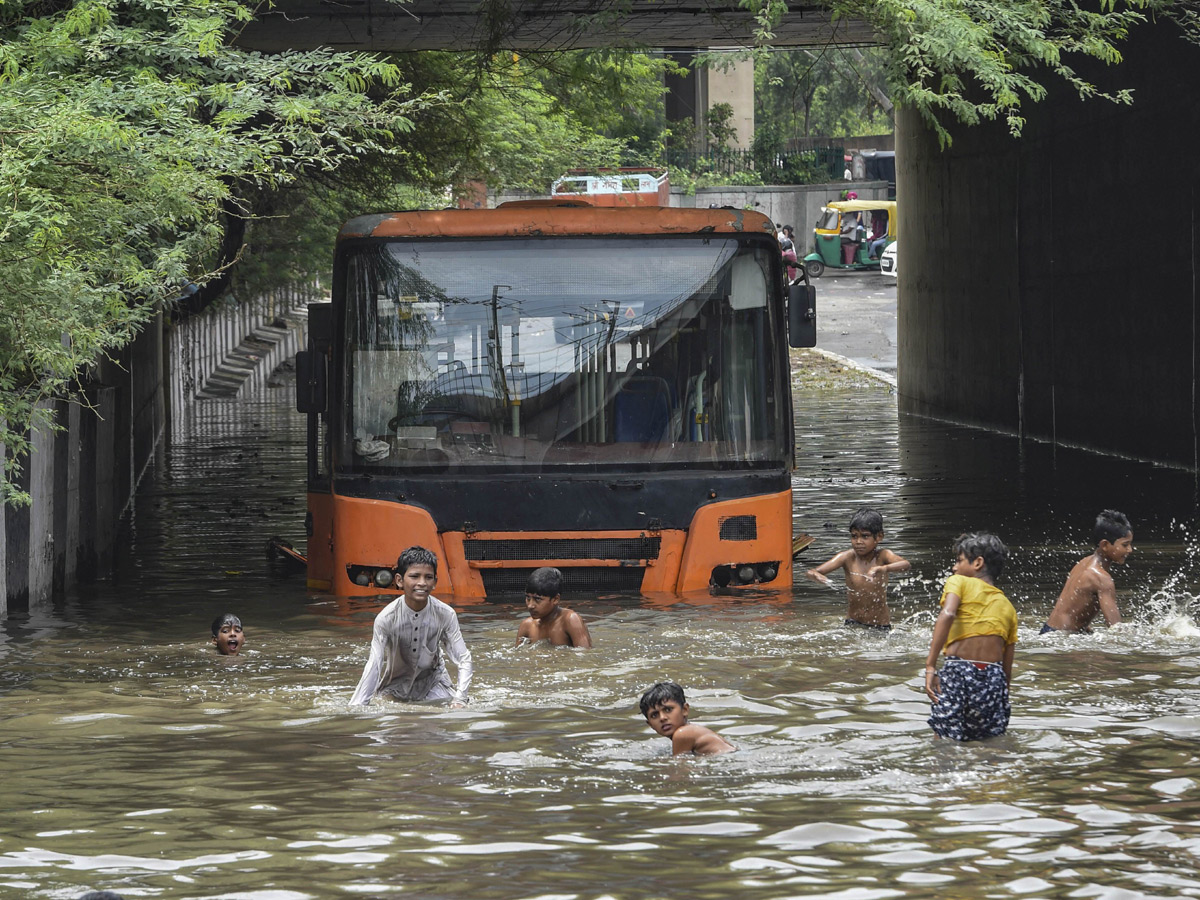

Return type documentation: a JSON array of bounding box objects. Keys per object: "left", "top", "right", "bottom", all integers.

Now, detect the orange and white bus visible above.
[{"left": 296, "top": 202, "right": 816, "bottom": 599}]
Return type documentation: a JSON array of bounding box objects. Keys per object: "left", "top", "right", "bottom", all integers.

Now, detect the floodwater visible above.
[{"left": 3, "top": 365, "right": 1200, "bottom": 900}]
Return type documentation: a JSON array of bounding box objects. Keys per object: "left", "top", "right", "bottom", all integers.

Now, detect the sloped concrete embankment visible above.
[{"left": 1, "top": 286, "right": 316, "bottom": 615}]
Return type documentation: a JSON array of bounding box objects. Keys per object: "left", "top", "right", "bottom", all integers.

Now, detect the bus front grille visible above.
[
  {"left": 480, "top": 566, "right": 646, "bottom": 596},
  {"left": 463, "top": 536, "right": 661, "bottom": 562},
  {"left": 718, "top": 515, "right": 758, "bottom": 541}
]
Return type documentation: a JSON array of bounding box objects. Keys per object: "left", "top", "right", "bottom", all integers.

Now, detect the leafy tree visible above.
[
  {"left": 706, "top": 102, "right": 738, "bottom": 150},
  {"left": 743, "top": 0, "right": 1171, "bottom": 144},
  {"left": 756, "top": 47, "right": 893, "bottom": 140},
  {"left": 0, "top": 0, "right": 436, "bottom": 505},
  {"left": 226, "top": 49, "right": 674, "bottom": 301}
]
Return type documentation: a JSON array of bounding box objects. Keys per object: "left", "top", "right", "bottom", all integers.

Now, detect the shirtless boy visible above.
[
  {"left": 211, "top": 613, "right": 246, "bottom": 655},
  {"left": 639, "top": 682, "right": 735, "bottom": 756},
  {"left": 806, "top": 507, "right": 911, "bottom": 629},
  {"left": 516, "top": 567, "right": 592, "bottom": 648},
  {"left": 1043, "top": 509, "right": 1134, "bottom": 634}
]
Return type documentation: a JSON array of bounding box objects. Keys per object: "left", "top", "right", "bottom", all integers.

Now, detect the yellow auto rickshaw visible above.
[{"left": 803, "top": 199, "right": 897, "bottom": 277}]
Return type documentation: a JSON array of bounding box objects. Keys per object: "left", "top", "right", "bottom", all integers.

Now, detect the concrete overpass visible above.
[
  {"left": 239, "top": 2, "right": 1200, "bottom": 473},
  {"left": 234, "top": 0, "right": 877, "bottom": 52},
  {"left": 254, "top": 3, "right": 1199, "bottom": 479}
]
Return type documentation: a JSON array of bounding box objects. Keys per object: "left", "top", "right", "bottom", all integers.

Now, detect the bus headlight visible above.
[
  {"left": 710, "top": 561, "right": 782, "bottom": 587},
  {"left": 374, "top": 568, "right": 395, "bottom": 588}
]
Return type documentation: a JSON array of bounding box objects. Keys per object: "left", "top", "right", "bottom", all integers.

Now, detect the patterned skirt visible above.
[{"left": 927, "top": 656, "right": 1010, "bottom": 741}]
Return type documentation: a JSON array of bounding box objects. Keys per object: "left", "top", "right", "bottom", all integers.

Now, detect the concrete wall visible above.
[
  {"left": 2, "top": 323, "right": 162, "bottom": 614},
  {"left": 678, "top": 182, "right": 889, "bottom": 253},
  {"left": 896, "top": 19, "right": 1200, "bottom": 470},
  {"left": 165, "top": 286, "right": 313, "bottom": 434},
  {"left": 2, "top": 288, "right": 313, "bottom": 614}
]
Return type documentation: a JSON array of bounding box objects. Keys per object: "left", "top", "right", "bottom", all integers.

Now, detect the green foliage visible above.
[
  {"left": 706, "top": 102, "right": 739, "bottom": 149},
  {"left": 0, "top": 0, "right": 435, "bottom": 505},
  {"left": 738, "top": 0, "right": 1160, "bottom": 145},
  {"left": 755, "top": 47, "right": 894, "bottom": 139},
  {"left": 226, "top": 49, "right": 676, "bottom": 302},
  {"left": 526, "top": 49, "right": 680, "bottom": 152}
]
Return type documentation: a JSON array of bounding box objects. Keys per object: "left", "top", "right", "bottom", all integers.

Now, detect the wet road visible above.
[
  {"left": 1, "top": 368, "right": 1200, "bottom": 900},
  {"left": 812, "top": 269, "right": 897, "bottom": 374}
]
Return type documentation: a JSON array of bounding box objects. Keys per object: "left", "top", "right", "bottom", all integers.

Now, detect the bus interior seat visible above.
[{"left": 614, "top": 376, "right": 672, "bottom": 442}]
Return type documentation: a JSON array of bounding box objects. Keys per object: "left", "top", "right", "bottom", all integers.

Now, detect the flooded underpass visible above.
[{"left": 3, "top": 356, "right": 1200, "bottom": 900}]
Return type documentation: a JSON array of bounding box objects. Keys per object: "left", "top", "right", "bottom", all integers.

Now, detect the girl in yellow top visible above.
[{"left": 924, "top": 533, "right": 1018, "bottom": 741}]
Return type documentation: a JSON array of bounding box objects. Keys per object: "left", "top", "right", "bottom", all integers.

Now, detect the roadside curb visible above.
[{"left": 805, "top": 347, "right": 897, "bottom": 389}]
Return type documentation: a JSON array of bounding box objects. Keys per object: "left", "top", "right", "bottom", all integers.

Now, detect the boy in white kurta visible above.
[{"left": 350, "top": 546, "right": 472, "bottom": 706}]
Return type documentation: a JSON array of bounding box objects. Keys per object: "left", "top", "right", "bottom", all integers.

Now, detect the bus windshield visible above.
[{"left": 338, "top": 235, "right": 787, "bottom": 473}]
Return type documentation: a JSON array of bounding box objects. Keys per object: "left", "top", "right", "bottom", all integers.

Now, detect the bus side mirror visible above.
[
  {"left": 308, "top": 302, "right": 333, "bottom": 354},
  {"left": 296, "top": 349, "right": 327, "bottom": 414},
  {"left": 788, "top": 282, "right": 816, "bottom": 348}
]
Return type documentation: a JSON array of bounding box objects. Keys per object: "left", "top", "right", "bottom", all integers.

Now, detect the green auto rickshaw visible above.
[{"left": 803, "top": 199, "right": 897, "bottom": 277}]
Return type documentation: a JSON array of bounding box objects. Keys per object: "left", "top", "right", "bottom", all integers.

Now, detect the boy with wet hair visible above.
[
  {"left": 211, "top": 614, "right": 246, "bottom": 655},
  {"left": 806, "top": 507, "right": 911, "bottom": 630},
  {"left": 639, "top": 682, "right": 735, "bottom": 755},
  {"left": 1043, "top": 510, "right": 1134, "bottom": 634},
  {"left": 350, "top": 545, "right": 473, "bottom": 707},
  {"left": 924, "top": 532, "right": 1018, "bottom": 742},
  {"left": 516, "top": 566, "right": 592, "bottom": 648}
]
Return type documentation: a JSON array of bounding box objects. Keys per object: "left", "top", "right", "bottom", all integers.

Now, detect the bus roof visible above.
[{"left": 337, "top": 206, "right": 775, "bottom": 241}]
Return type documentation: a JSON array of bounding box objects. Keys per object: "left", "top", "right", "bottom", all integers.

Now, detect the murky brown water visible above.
[{"left": 3, "top": 368, "right": 1200, "bottom": 900}]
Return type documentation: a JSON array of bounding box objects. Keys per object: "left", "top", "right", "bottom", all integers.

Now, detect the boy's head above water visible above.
[
  {"left": 396, "top": 545, "right": 438, "bottom": 578},
  {"left": 849, "top": 507, "right": 884, "bottom": 555},
  {"left": 526, "top": 566, "right": 562, "bottom": 599},
  {"left": 1094, "top": 509, "right": 1134, "bottom": 563},
  {"left": 524, "top": 566, "right": 563, "bottom": 618},
  {"left": 393, "top": 545, "right": 438, "bottom": 594},
  {"left": 639, "top": 682, "right": 688, "bottom": 730},
  {"left": 952, "top": 532, "right": 1008, "bottom": 581},
  {"left": 211, "top": 614, "right": 245, "bottom": 655},
  {"left": 848, "top": 507, "right": 884, "bottom": 536}
]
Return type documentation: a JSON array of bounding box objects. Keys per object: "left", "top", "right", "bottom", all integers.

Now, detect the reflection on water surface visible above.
[{"left": 2, "top": 374, "right": 1200, "bottom": 899}]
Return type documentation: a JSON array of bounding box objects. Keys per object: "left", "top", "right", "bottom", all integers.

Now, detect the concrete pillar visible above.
[
  {"left": 65, "top": 402, "right": 81, "bottom": 585},
  {"left": 664, "top": 51, "right": 754, "bottom": 152},
  {"left": 130, "top": 311, "right": 163, "bottom": 489},
  {"left": 27, "top": 409, "right": 55, "bottom": 607},
  {"left": 705, "top": 53, "right": 754, "bottom": 151},
  {"left": 51, "top": 400, "right": 69, "bottom": 595},
  {"left": 0, "top": 432, "right": 6, "bottom": 616},
  {"left": 93, "top": 385, "right": 117, "bottom": 569},
  {"left": 5, "top": 434, "right": 30, "bottom": 611},
  {"left": 75, "top": 397, "right": 98, "bottom": 581}
]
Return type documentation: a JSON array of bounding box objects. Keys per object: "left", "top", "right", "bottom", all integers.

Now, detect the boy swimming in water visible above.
[
  {"left": 639, "top": 682, "right": 735, "bottom": 755},
  {"left": 1043, "top": 509, "right": 1134, "bottom": 634},
  {"left": 806, "top": 507, "right": 911, "bottom": 629},
  {"left": 924, "top": 532, "right": 1018, "bottom": 742},
  {"left": 211, "top": 613, "right": 246, "bottom": 655},
  {"left": 516, "top": 567, "right": 592, "bottom": 648}
]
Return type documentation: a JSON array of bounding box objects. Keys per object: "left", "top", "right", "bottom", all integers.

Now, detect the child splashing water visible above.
[{"left": 807, "top": 508, "right": 910, "bottom": 631}]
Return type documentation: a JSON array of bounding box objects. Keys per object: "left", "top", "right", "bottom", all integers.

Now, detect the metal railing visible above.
[{"left": 662, "top": 144, "right": 844, "bottom": 184}]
